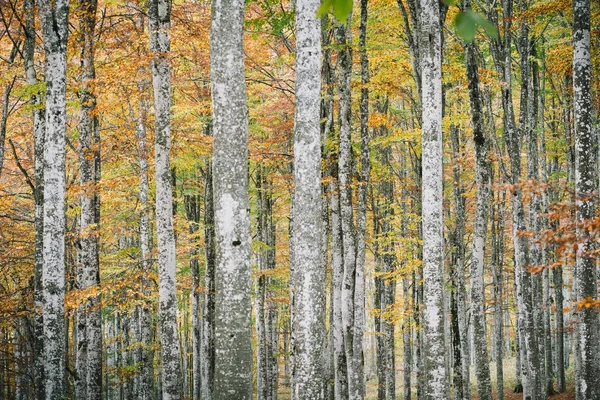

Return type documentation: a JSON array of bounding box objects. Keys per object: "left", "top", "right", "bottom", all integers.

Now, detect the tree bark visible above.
[
  {"left": 24, "top": 0, "right": 46, "bottom": 397},
  {"left": 572, "top": 0, "right": 599, "bottom": 396},
  {"left": 149, "top": 1, "right": 182, "bottom": 398},
  {"left": 201, "top": 159, "right": 216, "bottom": 400},
  {"left": 462, "top": 21, "right": 493, "bottom": 399},
  {"left": 355, "top": 0, "right": 370, "bottom": 394},
  {"left": 450, "top": 125, "right": 467, "bottom": 400},
  {"left": 136, "top": 75, "right": 155, "bottom": 400},
  {"left": 419, "top": 0, "right": 449, "bottom": 397},
  {"left": 290, "top": 0, "right": 325, "bottom": 393},
  {"left": 334, "top": 17, "right": 362, "bottom": 400},
  {"left": 75, "top": 1, "right": 102, "bottom": 398},
  {"left": 210, "top": 0, "right": 253, "bottom": 392},
  {"left": 184, "top": 191, "right": 201, "bottom": 400},
  {"left": 331, "top": 180, "right": 349, "bottom": 400},
  {"left": 38, "top": 1, "right": 69, "bottom": 397}
]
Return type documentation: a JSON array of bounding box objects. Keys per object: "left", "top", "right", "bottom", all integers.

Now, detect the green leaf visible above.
[
  {"left": 316, "top": 0, "right": 333, "bottom": 19},
  {"left": 317, "top": 0, "right": 352, "bottom": 24},
  {"left": 454, "top": 11, "right": 476, "bottom": 42},
  {"left": 454, "top": 9, "right": 498, "bottom": 42}
]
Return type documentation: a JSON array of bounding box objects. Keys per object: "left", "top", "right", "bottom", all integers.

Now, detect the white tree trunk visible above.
[
  {"left": 290, "top": 0, "right": 325, "bottom": 394},
  {"left": 38, "top": 1, "right": 69, "bottom": 398},
  {"left": 572, "top": 0, "right": 599, "bottom": 396},
  {"left": 149, "top": 1, "right": 182, "bottom": 398},
  {"left": 210, "top": 0, "right": 253, "bottom": 394},
  {"left": 419, "top": 0, "right": 449, "bottom": 397}
]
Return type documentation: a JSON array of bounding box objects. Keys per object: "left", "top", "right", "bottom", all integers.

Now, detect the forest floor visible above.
[{"left": 277, "top": 358, "right": 576, "bottom": 399}]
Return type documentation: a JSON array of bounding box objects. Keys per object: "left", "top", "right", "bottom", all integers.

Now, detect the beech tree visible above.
[
  {"left": 290, "top": 0, "right": 325, "bottom": 395},
  {"left": 419, "top": 0, "right": 449, "bottom": 397},
  {"left": 0, "top": 1, "right": 599, "bottom": 399},
  {"left": 572, "top": 0, "right": 599, "bottom": 397},
  {"left": 149, "top": 0, "right": 182, "bottom": 397},
  {"left": 210, "top": 0, "right": 253, "bottom": 395},
  {"left": 74, "top": 1, "right": 102, "bottom": 398},
  {"left": 38, "top": 0, "right": 69, "bottom": 398}
]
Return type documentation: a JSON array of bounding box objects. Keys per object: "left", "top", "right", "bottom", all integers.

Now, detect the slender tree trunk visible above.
[
  {"left": 75, "top": 1, "right": 102, "bottom": 398},
  {"left": 257, "top": 169, "right": 273, "bottom": 400},
  {"left": 136, "top": 79, "right": 155, "bottom": 400},
  {"left": 184, "top": 192, "right": 201, "bottom": 400},
  {"left": 450, "top": 125, "right": 466, "bottom": 400},
  {"left": 201, "top": 160, "right": 216, "bottom": 400},
  {"left": 553, "top": 263, "right": 565, "bottom": 392},
  {"left": 419, "top": 0, "right": 449, "bottom": 397},
  {"left": 537, "top": 44, "right": 556, "bottom": 396},
  {"left": 24, "top": 0, "right": 46, "bottom": 397},
  {"left": 331, "top": 180, "right": 348, "bottom": 400},
  {"left": 210, "top": 0, "right": 253, "bottom": 392},
  {"left": 462, "top": 21, "right": 493, "bottom": 399},
  {"left": 291, "top": 0, "right": 325, "bottom": 393},
  {"left": 572, "top": 0, "right": 599, "bottom": 396},
  {"left": 491, "top": 187, "right": 505, "bottom": 400},
  {"left": 402, "top": 276, "right": 411, "bottom": 400},
  {"left": 38, "top": 1, "right": 69, "bottom": 397},
  {"left": 149, "top": 1, "right": 182, "bottom": 398},
  {"left": 373, "top": 200, "right": 384, "bottom": 400},
  {"left": 0, "top": 79, "right": 14, "bottom": 178},
  {"left": 355, "top": 0, "right": 370, "bottom": 395},
  {"left": 334, "top": 17, "right": 362, "bottom": 400}
]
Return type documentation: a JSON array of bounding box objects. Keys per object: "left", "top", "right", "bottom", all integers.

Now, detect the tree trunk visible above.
[
  {"left": 450, "top": 125, "right": 466, "bottom": 400},
  {"left": 572, "top": 0, "right": 599, "bottom": 396},
  {"left": 149, "top": 1, "right": 182, "bottom": 398},
  {"left": 334, "top": 17, "right": 362, "bottom": 400},
  {"left": 210, "top": 0, "right": 253, "bottom": 392},
  {"left": 355, "top": 0, "right": 370, "bottom": 395},
  {"left": 462, "top": 21, "right": 493, "bottom": 399},
  {"left": 201, "top": 160, "right": 216, "bottom": 400},
  {"left": 24, "top": 0, "right": 46, "bottom": 397},
  {"left": 257, "top": 169, "right": 277, "bottom": 400},
  {"left": 331, "top": 180, "right": 348, "bottom": 400},
  {"left": 136, "top": 75, "right": 155, "bottom": 400},
  {"left": 184, "top": 192, "right": 201, "bottom": 400},
  {"left": 419, "top": 0, "right": 449, "bottom": 397},
  {"left": 290, "top": 0, "right": 325, "bottom": 393},
  {"left": 38, "top": 1, "right": 69, "bottom": 397},
  {"left": 75, "top": 1, "right": 102, "bottom": 398}
]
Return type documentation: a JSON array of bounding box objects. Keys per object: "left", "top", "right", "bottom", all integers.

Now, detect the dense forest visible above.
[{"left": 0, "top": 0, "right": 598, "bottom": 399}]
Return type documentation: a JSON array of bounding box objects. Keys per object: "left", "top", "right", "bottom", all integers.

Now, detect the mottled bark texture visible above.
[
  {"left": 24, "top": 0, "right": 46, "bottom": 397},
  {"left": 149, "top": 0, "right": 182, "bottom": 398},
  {"left": 256, "top": 170, "right": 277, "bottom": 400},
  {"left": 462, "top": 13, "right": 493, "bottom": 399},
  {"left": 450, "top": 126, "right": 467, "bottom": 400},
  {"left": 201, "top": 160, "right": 216, "bottom": 400},
  {"left": 419, "top": 0, "right": 449, "bottom": 397},
  {"left": 355, "top": 0, "right": 370, "bottom": 397},
  {"left": 330, "top": 179, "right": 349, "bottom": 400},
  {"left": 38, "top": 0, "right": 69, "bottom": 397},
  {"left": 184, "top": 192, "right": 201, "bottom": 400},
  {"left": 572, "top": 0, "right": 599, "bottom": 397},
  {"left": 75, "top": 1, "right": 102, "bottom": 398},
  {"left": 334, "top": 17, "right": 363, "bottom": 400},
  {"left": 291, "top": 0, "right": 325, "bottom": 394},
  {"left": 210, "top": 0, "right": 253, "bottom": 394},
  {"left": 136, "top": 76, "right": 155, "bottom": 400}
]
